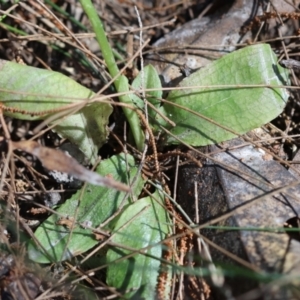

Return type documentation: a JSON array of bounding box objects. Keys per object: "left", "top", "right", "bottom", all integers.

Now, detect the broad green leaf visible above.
[
  {"left": 130, "top": 64, "right": 162, "bottom": 121},
  {"left": 0, "top": 60, "right": 112, "bottom": 163},
  {"left": 28, "top": 153, "right": 145, "bottom": 264},
  {"left": 106, "top": 189, "right": 171, "bottom": 299},
  {"left": 159, "top": 44, "right": 290, "bottom": 146}
]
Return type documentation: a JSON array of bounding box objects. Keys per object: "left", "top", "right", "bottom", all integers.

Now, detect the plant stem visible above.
[{"left": 79, "top": 0, "right": 145, "bottom": 151}]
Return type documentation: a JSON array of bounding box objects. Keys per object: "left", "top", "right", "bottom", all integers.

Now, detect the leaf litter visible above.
[{"left": 12, "top": 140, "right": 130, "bottom": 192}]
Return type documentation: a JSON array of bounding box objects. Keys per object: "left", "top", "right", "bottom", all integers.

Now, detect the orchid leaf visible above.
[
  {"left": 159, "top": 44, "right": 290, "bottom": 146},
  {"left": 0, "top": 60, "right": 112, "bottom": 163}
]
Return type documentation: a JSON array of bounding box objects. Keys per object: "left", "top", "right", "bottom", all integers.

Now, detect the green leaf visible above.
[
  {"left": 0, "top": 60, "right": 112, "bottom": 163},
  {"left": 160, "top": 44, "right": 290, "bottom": 146},
  {"left": 28, "top": 153, "right": 145, "bottom": 264},
  {"left": 106, "top": 189, "right": 171, "bottom": 299},
  {"left": 130, "top": 64, "right": 162, "bottom": 122}
]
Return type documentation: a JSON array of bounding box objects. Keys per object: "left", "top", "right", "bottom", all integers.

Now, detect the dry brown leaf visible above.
[
  {"left": 56, "top": 216, "right": 75, "bottom": 230},
  {"left": 93, "top": 231, "right": 106, "bottom": 241},
  {"left": 12, "top": 140, "right": 130, "bottom": 192}
]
